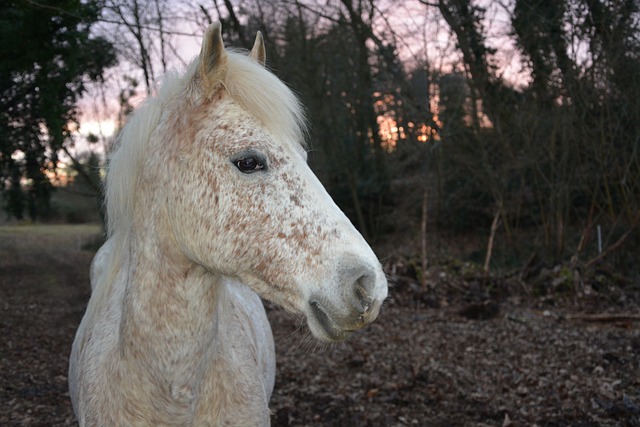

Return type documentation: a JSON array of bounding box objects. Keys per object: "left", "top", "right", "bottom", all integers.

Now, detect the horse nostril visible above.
[
  {"left": 338, "top": 259, "right": 385, "bottom": 324},
  {"left": 353, "top": 274, "right": 374, "bottom": 315}
]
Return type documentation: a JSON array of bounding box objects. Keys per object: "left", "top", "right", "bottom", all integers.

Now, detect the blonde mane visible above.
[{"left": 105, "top": 49, "right": 307, "bottom": 237}]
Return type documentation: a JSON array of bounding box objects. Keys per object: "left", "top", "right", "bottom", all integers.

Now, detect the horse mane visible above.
[
  {"left": 105, "top": 49, "right": 307, "bottom": 238},
  {"left": 222, "top": 49, "right": 307, "bottom": 146}
]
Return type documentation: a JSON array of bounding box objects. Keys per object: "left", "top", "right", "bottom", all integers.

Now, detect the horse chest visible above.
[
  {"left": 74, "top": 268, "right": 275, "bottom": 426},
  {"left": 168, "top": 288, "right": 275, "bottom": 425}
]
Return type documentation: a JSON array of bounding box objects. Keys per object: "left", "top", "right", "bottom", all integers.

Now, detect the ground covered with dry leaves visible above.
[{"left": 1, "top": 225, "right": 639, "bottom": 426}]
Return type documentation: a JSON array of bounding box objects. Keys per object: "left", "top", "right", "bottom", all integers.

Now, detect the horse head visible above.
[{"left": 115, "top": 23, "right": 388, "bottom": 341}]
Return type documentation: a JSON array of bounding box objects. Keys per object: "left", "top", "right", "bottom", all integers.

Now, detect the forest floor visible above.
[{"left": 1, "top": 224, "right": 639, "bottom": 426}]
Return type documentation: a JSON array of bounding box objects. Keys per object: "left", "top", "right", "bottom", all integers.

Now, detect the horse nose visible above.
[{"left": 343, "top": 266, "right": 383, "bottom": 325}]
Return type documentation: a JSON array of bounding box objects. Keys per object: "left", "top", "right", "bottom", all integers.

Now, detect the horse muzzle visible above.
[{"left": 306, "top": 264, "right": 387, "bottom": 342}]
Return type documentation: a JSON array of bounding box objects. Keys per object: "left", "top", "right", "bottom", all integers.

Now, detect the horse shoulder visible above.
[{"left": 70, "top": 238, "right": 133, "bottom": 424}]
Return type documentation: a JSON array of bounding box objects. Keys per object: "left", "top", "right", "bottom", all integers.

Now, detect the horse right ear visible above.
[
  {"left": 250, "top": 31, "right": 266, "bottom": 66},
  {"left": 199, "top": 22, "right": 228, "bottom": 92}
]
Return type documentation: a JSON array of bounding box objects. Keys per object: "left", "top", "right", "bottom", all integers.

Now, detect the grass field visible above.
[
  {"left": 0, "top": 224, "right": 102, "bottom": 295},
  {"left": 0, "top": 223, "right": 101, "bottom": 248}
]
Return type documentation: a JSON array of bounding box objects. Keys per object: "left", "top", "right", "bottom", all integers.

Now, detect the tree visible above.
[
  {"left": 0, "top": 0, "right": 116, "bottom": 220},
  {"left": 101, "top": 0, "right": 179, "bottom": 94}
]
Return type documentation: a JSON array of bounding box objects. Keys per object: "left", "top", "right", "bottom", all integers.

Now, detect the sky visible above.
[{"left": 71, "top": 0, "right": 531, "bottom": 160}]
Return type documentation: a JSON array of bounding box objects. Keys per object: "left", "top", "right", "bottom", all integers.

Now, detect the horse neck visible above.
[{"left": 117, "top": 222, "right": 222, "bottom": 370}]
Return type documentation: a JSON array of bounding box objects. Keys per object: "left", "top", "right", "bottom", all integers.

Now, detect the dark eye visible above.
[{"left": 235, "top": 156, "right": 265, "bottom": 173}]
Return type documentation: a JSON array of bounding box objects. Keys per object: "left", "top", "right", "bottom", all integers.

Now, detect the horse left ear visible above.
[
  {"left": 199, "top": 22, "right": 228, "bottom": 91},
  {"left": 250, "top": 31, "right": 266, "bottom": 66}
]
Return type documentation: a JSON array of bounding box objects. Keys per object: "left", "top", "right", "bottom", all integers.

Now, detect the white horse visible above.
[{"left": 69, "top": 23, "right": 388, "bottom": 426}]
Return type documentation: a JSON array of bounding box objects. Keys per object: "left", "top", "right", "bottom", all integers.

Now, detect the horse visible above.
[{"left": 69, "top": 22, "right": 388, "bottom": 426}]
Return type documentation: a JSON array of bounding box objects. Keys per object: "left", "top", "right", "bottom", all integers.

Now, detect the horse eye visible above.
[{"left": 235, "top": 156, "right": 264, "bottom": 173}]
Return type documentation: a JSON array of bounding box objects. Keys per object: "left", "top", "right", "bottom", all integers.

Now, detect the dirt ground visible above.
[{"left": 1, "top": 225, "right": 639, "bottom": 426}]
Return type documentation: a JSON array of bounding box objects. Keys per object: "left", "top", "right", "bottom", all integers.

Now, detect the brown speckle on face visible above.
[{"left": 290, "top": 194, "right": 302, "bottom": 207}]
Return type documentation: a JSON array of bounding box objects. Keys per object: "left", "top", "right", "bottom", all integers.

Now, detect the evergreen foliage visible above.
[{"left": 0, "top": 0, "right": 115, "bottom": 220}]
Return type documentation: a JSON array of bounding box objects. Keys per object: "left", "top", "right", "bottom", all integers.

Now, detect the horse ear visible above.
[
  {"left": 250, "top": 31, "right": 266, "bottom": 66},
  {"left": 199, "top": 22, "right": 228, "bottom": 90}
]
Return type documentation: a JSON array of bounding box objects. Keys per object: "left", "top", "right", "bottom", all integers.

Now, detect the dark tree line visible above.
[
  {"left": 422, "top": 0, "right": 640, "bottom": 269},
  {"left": 2, "top": 0, "right": 638, "bottom": 273}
]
